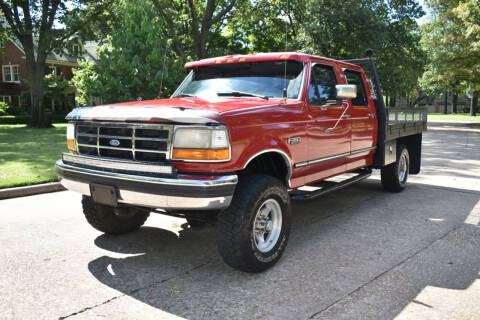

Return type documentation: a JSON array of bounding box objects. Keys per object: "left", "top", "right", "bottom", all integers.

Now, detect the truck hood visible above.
[{"left": 66, "top": 97, "right": 285, "bottom": 124}]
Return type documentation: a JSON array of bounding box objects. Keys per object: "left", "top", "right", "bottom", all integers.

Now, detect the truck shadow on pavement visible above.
[{"left": 87, "top": 180, "right": 480, "bottom": 319}]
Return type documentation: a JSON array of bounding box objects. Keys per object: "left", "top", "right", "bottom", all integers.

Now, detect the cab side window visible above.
[
  {"left": 344, "top": 70, "right": 368, "bottom": 106},
  {"left": 309, "top": 64, "right": 338, "bottom": 106}
]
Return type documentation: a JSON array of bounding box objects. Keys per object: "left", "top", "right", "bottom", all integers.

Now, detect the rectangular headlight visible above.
[
  {"left": 173, "top": 128, "right": 213, "bottom": 149},
  {"left": 67, "top": 123, "right": 75, "bottom": 140},
  {"left": 172, "top": 127, "right": 230, "bottom": 161}
]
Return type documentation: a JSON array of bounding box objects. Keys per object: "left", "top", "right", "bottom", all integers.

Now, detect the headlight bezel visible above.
[{"left": 171, "top": 125, "right": 231, "bottom": 162}]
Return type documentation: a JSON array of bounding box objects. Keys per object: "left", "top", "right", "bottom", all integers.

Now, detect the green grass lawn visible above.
[
  {"left": 0, "top": 124, "right": 67, "bottom": 188},
  {"left": 428, "top": 113, "right": 480, "bottom": 123}
]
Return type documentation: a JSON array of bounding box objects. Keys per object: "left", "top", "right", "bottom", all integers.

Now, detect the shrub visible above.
[
  {"left": 0, "top": 101, "right": 25, "bottom": 116},
  {"left": 0, "top": 115, "right": 31, "bottom": 124},
  {"left": 0, "top": 113, "right": 67, "bottom": 125},
  {"left": 48, "top": 113, "right": 68, "bottom": 123},
  {"left": 0, "top": 102, "right": 10, "bottom": 116},
  {"left": 7, "top": 103, "right": 25, "bottom": 115}
]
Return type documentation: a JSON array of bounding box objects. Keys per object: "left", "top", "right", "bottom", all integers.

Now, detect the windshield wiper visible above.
[
  {"left": 175, "top": 93, "right": 196, "bottom": 98},
  {"left": 217, "top": 91, "right": 269, "bottom": 100}
]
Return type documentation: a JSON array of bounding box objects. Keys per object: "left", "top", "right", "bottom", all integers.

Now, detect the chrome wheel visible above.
[
  {"left": 398, "top": 152, "right": 408, "bottom": 183},
  {"left": 252, "top": 198, "right": 283, "bottom": 253}
]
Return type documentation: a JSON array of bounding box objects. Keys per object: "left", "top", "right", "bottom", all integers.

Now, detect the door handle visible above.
[
  {"left": 368, "top": 113, "right": 375, "bottom": 118},
  {"left": 342, "top": 114, "right": 351, "bottom": 119}
]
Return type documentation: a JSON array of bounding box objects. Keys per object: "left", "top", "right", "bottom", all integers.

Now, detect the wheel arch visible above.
[{"left": 242, "top": 149, "right": 293, "bottom": 187}]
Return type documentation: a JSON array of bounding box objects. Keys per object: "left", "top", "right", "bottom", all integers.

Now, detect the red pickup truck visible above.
[{"left": 56, "top": 50, "right": 426, "bottom": 272}]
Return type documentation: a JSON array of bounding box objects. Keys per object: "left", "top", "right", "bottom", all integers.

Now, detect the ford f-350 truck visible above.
[{"left": 56, "top": 50, "right": 426, "bottom": 272}]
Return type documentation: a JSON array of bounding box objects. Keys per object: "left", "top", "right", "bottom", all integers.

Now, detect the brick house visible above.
[{"left": 0, "top": 38, "right": 97, "bottom": 111}]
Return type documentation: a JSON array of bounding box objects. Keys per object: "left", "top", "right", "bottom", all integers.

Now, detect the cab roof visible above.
[{"left": 184, "top": 52, "right": 362, "bottom": 70}]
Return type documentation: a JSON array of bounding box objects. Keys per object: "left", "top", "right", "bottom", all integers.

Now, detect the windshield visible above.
[{"left": 173, "top": 61, "right": 305, "bottom": 100}]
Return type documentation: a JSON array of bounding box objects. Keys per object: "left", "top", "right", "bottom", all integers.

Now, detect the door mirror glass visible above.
[{"left": 336, "top": 84, "right": 357, "bottom": 99}]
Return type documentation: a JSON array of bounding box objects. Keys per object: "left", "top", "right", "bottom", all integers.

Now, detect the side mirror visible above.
[{"left": 336, "top": 84, "right": 357, "bottom": 99}]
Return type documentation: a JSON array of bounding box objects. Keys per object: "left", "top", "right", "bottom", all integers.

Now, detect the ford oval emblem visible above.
[{"left": 109, "top": 139, "right": 120, "bottom": 147}]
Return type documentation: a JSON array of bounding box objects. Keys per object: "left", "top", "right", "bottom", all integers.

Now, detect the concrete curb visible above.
[{"left": 0, "top": 182, "right": 66, "bottom": 200}]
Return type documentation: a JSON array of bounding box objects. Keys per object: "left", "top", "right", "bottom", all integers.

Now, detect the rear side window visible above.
[
  {"left": 344, "top": 70, "right": 368, "bottom": 106},
  {"left": 309, "top": 64, "right": 338, "bottom": 106}
]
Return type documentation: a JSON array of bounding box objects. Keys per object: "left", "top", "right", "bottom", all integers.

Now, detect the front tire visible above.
[
  {"left": 381, "top": 144, "right": 410, "bottom": 192},
  {"left": 217, "top": 174, "right": 291, "bottom": 273},
  {"left": 82, "top": 196, "right": 149, "bottom": 234}
]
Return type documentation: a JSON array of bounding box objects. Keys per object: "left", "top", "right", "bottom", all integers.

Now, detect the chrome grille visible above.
[{"left": 75, "top": 122, "right": 172, "bottom": 162}]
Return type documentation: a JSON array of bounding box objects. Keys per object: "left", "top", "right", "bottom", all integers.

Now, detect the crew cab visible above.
[{"left": 56, "top": 50, "right": 426, "bottom": 272}]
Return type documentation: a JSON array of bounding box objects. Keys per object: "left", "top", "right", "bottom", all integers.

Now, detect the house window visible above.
[
  {"left": 2, "top": 65, "right": 20, "bottom": 82},
  {"left": 47, "top": 66, "right": 61, "bottom": 76},
  {"left": 72, "top": 44, "right": 81, "bottom": 56},
  {"left": 0, "top": 95, "right": 12, "bottom": 103}
]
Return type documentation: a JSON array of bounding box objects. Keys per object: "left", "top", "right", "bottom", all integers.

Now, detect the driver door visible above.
[{"left": 305, "top": 63, "right": 351, "bottom": 183}]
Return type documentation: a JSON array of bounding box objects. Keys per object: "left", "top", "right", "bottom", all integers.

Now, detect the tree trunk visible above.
[
  {"left": 28, "top": 65, "right": 49, "bottom": 128},
  {"left": 19, "top": 37, "right": 49, "bottom": 128},
  {"left": 443, "top": 92, "right": 448, "bottom": 114},
  {"left": 452, "top": 94, "right": 458, "bottom": 114},
  {"left": 470, "top": 92, "right": 478, "bottom": 117},
  {"left": 391, "top": 96, "right": 396, "bottom": 108}
]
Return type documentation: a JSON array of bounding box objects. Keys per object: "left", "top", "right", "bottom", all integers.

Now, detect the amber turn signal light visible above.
[
  {"left": 172, "top": 148, "right": 229, "bottom": 161},
  {"left": 67, "top": 139, "right": 76, "bottom": 152}
]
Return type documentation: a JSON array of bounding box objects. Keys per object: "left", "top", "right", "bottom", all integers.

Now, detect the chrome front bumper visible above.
[{"left": 56, "top": 158, "right": 237, "bottom": 210}]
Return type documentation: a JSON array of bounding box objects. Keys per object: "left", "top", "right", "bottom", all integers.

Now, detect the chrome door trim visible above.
[
  {"left": 349, "top": 145, "right": 377, "bottom": 155},
  {"left": 294, "top": 146, "right": 377, "bottom": 168}
]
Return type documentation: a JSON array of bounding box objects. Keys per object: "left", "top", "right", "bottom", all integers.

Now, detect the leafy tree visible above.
[
  {"left": 152, "top": 0, "right": 238, "bottom": 60},
  {"left": 451, "top": 0, "right": 480, "bottom": 115},
  {"left": 0, "top": 0, "right": 110, "bottom": 127},
  {"left": 420, "top": 0, "right": 480, "bottom": 115},
  {"left": 73, "top": 0, "right": 425, "bottom": 108},
  {"left": 71, "top": 60, "right": 100, "bottom": 106},
  {"left": 43, "top": 73, "right": 71, "bottom": 113},
  {"left": 227, "top": 0, "right": 425, "bottom": 106},
  {"left": 73, "top": 0, "right": 185, "bottom": 104}
]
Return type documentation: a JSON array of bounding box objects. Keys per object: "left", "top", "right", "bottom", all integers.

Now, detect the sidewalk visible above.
[{"left": 427, "top": 120, "right": 480, "bottom": 128}]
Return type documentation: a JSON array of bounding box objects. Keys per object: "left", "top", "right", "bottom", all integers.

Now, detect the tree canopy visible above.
[
  {"left": 78, "top": 0, "right": 425, "bottom": 106},
  {"left": 420, "top": 0, "right": 480, "bottom": 115},
  {"left": 0, "top": 0, "right": 111, "bottom": 127},
  {"left": 9, "top": 0, "right": 466, "bottom": 126},
  {"left": 72, "top": 0, "right": 185, "bottom": 105}
]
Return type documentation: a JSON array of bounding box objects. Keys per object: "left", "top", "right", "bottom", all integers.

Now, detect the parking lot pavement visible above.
[{"left": 1, "top": 125, "right": 479, "bottom": 320}]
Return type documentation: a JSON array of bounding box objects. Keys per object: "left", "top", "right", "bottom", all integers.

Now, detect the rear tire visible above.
[
  {"left": 82, "top": 196, "right": 149, "bottom": 234},
  {"left": 381, "top": 144, "right": 409, "bottom": 192},
  {"left": 217, "top": 174, "right": 291, "bottom": 273}
]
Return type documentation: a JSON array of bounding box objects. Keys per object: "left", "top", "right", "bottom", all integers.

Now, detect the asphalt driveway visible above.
[{"left": 1, "top": 123, "right": 479, "bottom": 320}]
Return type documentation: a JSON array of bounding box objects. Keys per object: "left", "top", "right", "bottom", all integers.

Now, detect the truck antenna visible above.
[
  {"left": 159, "top": 37, "right": 168, "bottom": 97},
  {"left": 282, "top": 0, "right": 289, "bottom": 100}
]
